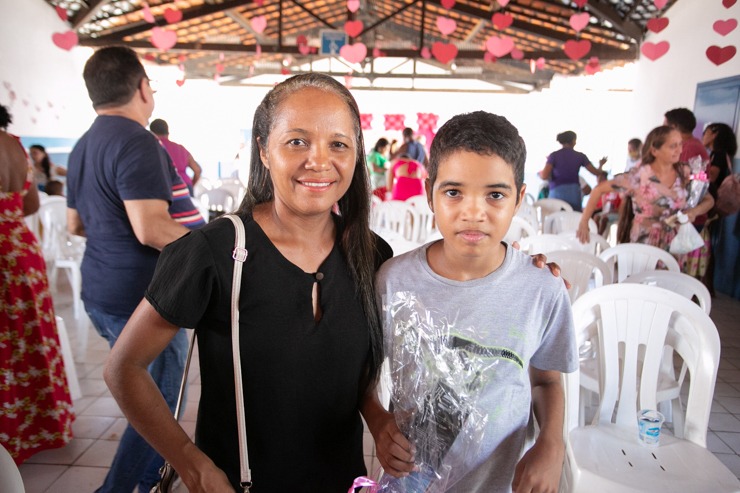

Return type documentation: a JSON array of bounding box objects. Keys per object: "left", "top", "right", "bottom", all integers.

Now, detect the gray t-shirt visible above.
[{"left": 375, "top": 242, "right": 577, "bottom": 493}]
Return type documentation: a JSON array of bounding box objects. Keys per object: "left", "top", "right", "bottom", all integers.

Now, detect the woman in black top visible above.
[{"left": 103, "top": 73, "right": 392, "bottom": 492}]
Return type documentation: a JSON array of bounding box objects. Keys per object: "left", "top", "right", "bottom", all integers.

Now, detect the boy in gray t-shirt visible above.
[{"left": 362, "top": 111, "right": 577, "bottom": 493}]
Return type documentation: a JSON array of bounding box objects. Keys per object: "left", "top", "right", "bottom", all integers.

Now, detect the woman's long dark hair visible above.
[
  {"left": 236, "top": 73, "right": 383, "bottom": 388},
  {"left": 30, "top": 144, "right": 51, "bottom": 180}
]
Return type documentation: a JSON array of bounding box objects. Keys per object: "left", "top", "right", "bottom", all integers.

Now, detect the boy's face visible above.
[{"left": 426, "top": 150, "right": 525, "bottom": 260}]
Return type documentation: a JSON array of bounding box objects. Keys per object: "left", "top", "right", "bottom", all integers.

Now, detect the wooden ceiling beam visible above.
[
  {"left": 69, "top": 0, "right": 110, "bottom": 30},
  {"left": 579, "top": 0, "right": 644, "bottom": 40}
]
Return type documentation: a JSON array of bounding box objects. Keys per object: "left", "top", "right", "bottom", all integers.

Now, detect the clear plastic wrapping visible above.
[
  {"left": 377, "top": 291, "right": 498, "bottom": 493},
  {"left": 685, "top": 155, "right": 709, "bottom": 210}
]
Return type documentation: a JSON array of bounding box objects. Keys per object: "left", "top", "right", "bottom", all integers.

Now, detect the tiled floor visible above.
[{"left": 15, "top": 276, "right": 740, "bottom": 492}]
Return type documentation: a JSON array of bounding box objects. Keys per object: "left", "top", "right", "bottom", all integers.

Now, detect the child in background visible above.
[{"left": 365, "top": 111, "right": 577, "bottom": 493}]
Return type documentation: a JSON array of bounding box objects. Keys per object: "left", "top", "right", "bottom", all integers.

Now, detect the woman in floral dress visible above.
[
  {"left": 0, "top": 104, "right": 74, "bottom": 464},
  {"left": 577, "top": 126, "right": 715, "bottom": 265}
]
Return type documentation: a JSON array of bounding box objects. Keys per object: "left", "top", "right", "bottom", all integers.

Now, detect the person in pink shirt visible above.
[{"left": 150, "top": 119, "right": 202, "bottom": 195}]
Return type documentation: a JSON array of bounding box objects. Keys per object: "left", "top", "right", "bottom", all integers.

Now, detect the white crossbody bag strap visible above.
[{"left": 225, "top": 214, "right": 252, "bottom": 492}]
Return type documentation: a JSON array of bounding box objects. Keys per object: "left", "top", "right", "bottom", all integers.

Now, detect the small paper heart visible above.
[
  {"left": 653, "top": 0, "right": 668, "bottom": 9},
  {"left": 563, "top": 39, "right": 591, "bottom": 60},
  {"left": 431, "top": 41, "right": 458, "bottom": 64},
  {"left": 511, "top": 47, "right": 524, "bottom": 60},
  {"left": 646, "top": 17, "right": 669, "bottom": 33},
  {"left": 585, "top": 62, "right": 600, "bottom": 75},
  {"left": 215, "top": 63, "right": 225, "bottom": 74},
  {"left": 536, "top": 57, "right": 546, "bottom": 69},
  {"left": 573, "top": 0, "right": 588, "bottom": 7},
  {"left": 484, "top": 51, "right": 497, "bottom": 62},
  {"left": 339, "top": 42, "right": 367, "bottom": 64},
  {"left": 723, "top": 0, "right": 737, "bottom": 7},
  {"left": 251, "top": 15, "right": 267, "bottom": 34},
  {"left": 256, "top": 44, "right": 262, "bottom": 58},
  {"left": 497, "top": 0, "right": 510, "bottom": 6},
  {"left": 297, "top": 35, "right": 308, "bottom": 45},
  {"left": 151, "top": 27, "right": 177, "bottom": 51},
  {"left": 347, "top": 0, "right": 360, "bottom": 13},
  {"left": 176, "top": 79, "right": 185, "bottom": 87},
  {"left": 486, "top": 35, "right": 514, "bottom": 57},
  {"left": 441, "top": 0, "right": 455, "bottom": 8},
  {"left": 299, "top": 44, "right": 311, "bottom": 55},
  {"left": 143, "top": 54, "right": 156, "bottom": 62},
  {"left": 492, "top": 12, "right": 514, "bottom": 30},
  {"left": 55, "top": 5, "right": 68, "bottom": 21},
  {"left": 420, "top": 46, "right": 432, "bottom": 59},
  {"left": 569, "top": 12, "right": 590, "bottom": 32},
  {"left": 436, "top": 16, "right": 457, "bottom": 36},
  {"left": 163, "top": 7, "right": 182, "bottom": 24},
  {"left": 706, "top": 45, "right": 736, "bottom": 65},
  {"left": 345, "top": 20, "right": 363, "bottom": 37},
  {"left": 281, "top": 67, "right": 290, "bottom": 75},
  {"left": 344, "top": 74, "right": 353, "bottom": 89},
  {"left": 372, "top": 47, "right": 385, "bottom": 57},
  {"left": 640, "top": 40, "right": 670, "bottom": 61},
  {"left": 713, "top": 19, "right": 737, "bottom": 36},
  {"left": 255, "top": 0, "right": 264, "bottom": 5},
  {"left": 52, "top": 31, "right": 78, "bottom": 51},
  {"left": 142, "top": 3, "right": 155, "bottom": 23}
]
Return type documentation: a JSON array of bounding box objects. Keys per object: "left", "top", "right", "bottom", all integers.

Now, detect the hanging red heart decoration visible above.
[
  {"left": 441, "top": 0, "right": 456, "bottom": 8},
  {"left": 163, "top": 8, "right": 182, "bottom": 24},
  {"left": 151, "top": 27, "right": 177, "bottom": 51},
  {"left": 345, "top": 20, "right": 363, "bottom": 37},
  {"left": 431, "top": 41, "right": 458, "bottom": 64},
  {"left": 706, "top": 45, "right": 736, "bottom": 65},
  {"left": 55, "top": 5, "right": 68, "bottom": 21},
  {"left": 420, "top": 46, "right": 432, "bottom": 59},
  {"left": 52, "top": 31, "right": 78, "bottom": 51},
  {"left": 484, "top": 51, "right": 497, "bottom": 62},
  {"left": 176, "top": 79, "right": 185, "bottom": 87},
  {"left": 713, "top": 19, "right": 738, "bottom": 36},
  {"left": 563, "top": 39, "right": 591, "bottom": 60},
  {"left": 646, "top": 17, "right": 669, "bottom": 33},
  {"left": 573, "top": 0, "right": 588, "bottom": 7},
  {"left": 492, "top": 12, "right": 514, "bottom": 30},
  {"left": 641, "top": 40, "right": 670, "bottom": 61},
  {"left": 653, "top": 0, "right": 668, "bottom": 9},
  {"left": 723, "top": 0, "right": 737, "bottom": 7}
]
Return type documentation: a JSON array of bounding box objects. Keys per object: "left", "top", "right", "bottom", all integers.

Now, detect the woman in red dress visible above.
[{"left": 0, "top": 104, "right": 74, "bottom": 464}]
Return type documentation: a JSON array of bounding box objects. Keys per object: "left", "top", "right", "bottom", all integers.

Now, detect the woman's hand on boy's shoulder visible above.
[{"left": 511, "top": 242, "right": 571, "bottom": 289}]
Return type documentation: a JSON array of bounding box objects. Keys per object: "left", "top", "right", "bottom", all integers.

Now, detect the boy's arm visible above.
[
  {"left": 512, "top": 368, "right": 565, "bottom": 493},
  {"left": 360, "top": 382, "right": 416, "bottom": 478}
]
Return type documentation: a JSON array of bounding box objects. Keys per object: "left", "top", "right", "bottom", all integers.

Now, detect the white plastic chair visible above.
[
  {"left": 0, "top": 443, "right": 24, "bottom": 493},
  {"left": 504, "top": 215, "right": 538, "bottom": 244},
  {"left": 546, "top": 250, "right": 612, "bottom": 303},
  {"left": 562, "top": 284, "right": 740, "bottom": 493},
  {"left": 534, "top": 197, "right": 573, "bottom": 226},
  {"left": 55, "top": 316, "right": 82, "bottom": 401},
  {"left": 370, "top": 200, "right": 417, "bottom": 242},
  {"left": 214, "top": 177, "right": 246, "bottom": 205},
  {"left": 405, "top": 196, "right": 436, "bottom": 243},
  {"left": 543, "top": 210, "right": 597, "bottom": 235},
  {"left": 598, "top": 242, "right": 680, "bottom": 283},
  {"left": 518, "top": 233, "right": 579, "bottom": 255},
  {"left": 558, "top": 231, "right": 611, "bottom": 257},
  {"left": 37, "top": 197, "right": 85, "bottom": 320},
  {"left": 624, "top": 270, "right": 711, "bottom": 315},
  {"left": 516, "top": 200, "right": 540, "bottom": 233},
  {"left": 200, "top": 188, "right": 236, "bottom": 220}
]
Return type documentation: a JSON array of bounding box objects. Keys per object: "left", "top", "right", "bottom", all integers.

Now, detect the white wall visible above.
[{"left": 632, "top": 0, "right": 740, "bottom": 138}]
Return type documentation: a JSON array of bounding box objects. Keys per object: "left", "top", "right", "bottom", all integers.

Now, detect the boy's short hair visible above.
[
  {"left": 628, "top": 138, "right": 642, "bottom": 150},
  {"left": 83, "top": 46, "right": 147, "bottom": 110},
  {"left": 556, "top": 130, "right": 577, "bottom": 145},
  {"left": 664, "top": 108, "right": 697, "bottom": 133},
  {"left": 150, "top": 118, "right": 169, "bottom": 135},
  {"left": 428, "top": 111, "right": 526, "bottom": 195},
  {"left": 45, "top": 180, "right": 64, "bottom": 196}
]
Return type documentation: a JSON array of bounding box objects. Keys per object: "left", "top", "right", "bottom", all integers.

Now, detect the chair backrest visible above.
[
  {"left": 519, "top": 233, "right": 579, "bottom": 255},
  {"left": 515, "top": 201, "right": 540, "bottom": 233},
  {"left": 534, "top": 198, "right": 573, "bottom": 225},
  {"left": 37, "top": 196, "right": 69, "bottom": 260},
  {"left": 0, "top": 442, "right": 24, "bottom": 493},
  {"left": 558, "top": 231, "right": 611, "bottom": 256},
  {"left": 543, "top": 210, "right": 597, "bottom": 235},
  {"left": 214, "top": 178, "right": 246, "bottom": 205},
  {"left": 598, "top": 242, "right": 680, "bottom": 283},
  {"left": 370, "top": 200, "right": 417, "bottom": 241},
  {"left": 623, "top": 270, "right": 712, "bottom": 315},
  {"left": 566, "top": 284, "right": 719, "bottom": 448},
  {"left": 405, "top": 198, "right": 436, "bottom": 243},
  {"left": 504, "top": 215, "right": 538, "bottom": 244},
  {"left": 547, "top": 250, "right": 612, "bottom": 303},
  {"left": 200, "top": 188, "right": 236, "bottom": 214}
]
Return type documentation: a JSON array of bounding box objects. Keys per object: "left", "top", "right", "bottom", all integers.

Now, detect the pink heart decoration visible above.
[
  {"left": 281, "top": 67, "right": 290, "bottom": 75},
  {"left": 486, "top": 35, "right": 514, "bottom": 57},
  {"left": 492, "top": 12, "right": 514, "bottom": 30},
  {"left": 484, "top": 52, "right": 497, "bottom": 62},
  {"left": 536, "top": 57, "right": 546, "bottom": 69},
  {"left": 340, "top": 42, "right": 367, "bottom": 64},
  {"left": 706, "top": 45, "right": 737, "bottom": 65},
  {"left": 723, "top": 0, "right": 737, "bottom": 7},
  {"left": 344, "top": 75, "right": 353, "bottom": 89},
  {"left": 55, "top": 5, "right": 68, "bottom": 21},
  {"left": 420, "top": 46, "right": 432, "bottom": 59},
  {"left": 497, "top": 0, "right": 510, "bottom": 6},
  {"left": 176, "top": 79, "right": 185, "bottom": 87},
  {"left": 585, "top": 56, "right": 601, "bottom": 74},
  {"left": 569, "top": 12, "right": 590, "bottom": 32},
  {"left": 347, "top": 0, "right": 360, "bottom": 13},
  {"left": 142, "top": 3, "right": 155, "bottom": 23},
  {"left": 431, "top": 41, "right": 458, "bottom": 64},
  {"left": 179, "top": 54, "right": 187, "bottom": 62},
  {"left": 52, "top": 31, "right": 78, "bottom": 51},
  {"left": 163, "top": 8, "right": 182, "bottom": 24},
  {"left": 255, "top": 0, "right": 264, "bottom": 5},
  {"left": 345, "top": 20, "right": 363, "bottom": 37},
  {"left": 251, "top": 15, "right": 267, "bottom": 34},
  {"left": 563, "top": 39, "right": 591, "bottom": 60},
  {"left": 256, "top": 44, "right": 262, "bottom": 58},
  {"left": 151, "top": 27, "right": 177, "bottom": 51},
  {"left": 646, "top": 17, "right": 669, "bottom": 33},
  {"left": 713, "top": 19, "right": 738, "bottom": 36},
  {"left": 297, "top": 35, "right": 307, "bottom": 45},
  {"left": 436, "top": 16, "right": 457, "bottom": 36},
  {"left": 299, "top": 44, "right": 311, "bottom": 55},
  {"left": 653, "top": 0, "right": 667, "bottom": 9},
  {"left": 573, "top": 0, "right": 588, "bottom": 7},
  {"left": 511, "top": 47, "right": 524, "bottom": 60},
  {"left": 215, "top": 63, "right": 225, "bottom": 74},
  {"left": 143, "top": 54, "right": 156, "bottom": 62},
  {"left": 372, "top": 47, "right": 386, "bottom": 57},
  {"left": 441, "top": 0, "right": 456, "bottom": 8},
  {"left": 640, "top": 40, "right": 670, "bottom": 61}
]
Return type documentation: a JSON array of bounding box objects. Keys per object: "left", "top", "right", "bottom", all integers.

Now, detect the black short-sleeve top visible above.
[{"left": 145, "top": 213, "right": 392, "bottom": 492}]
